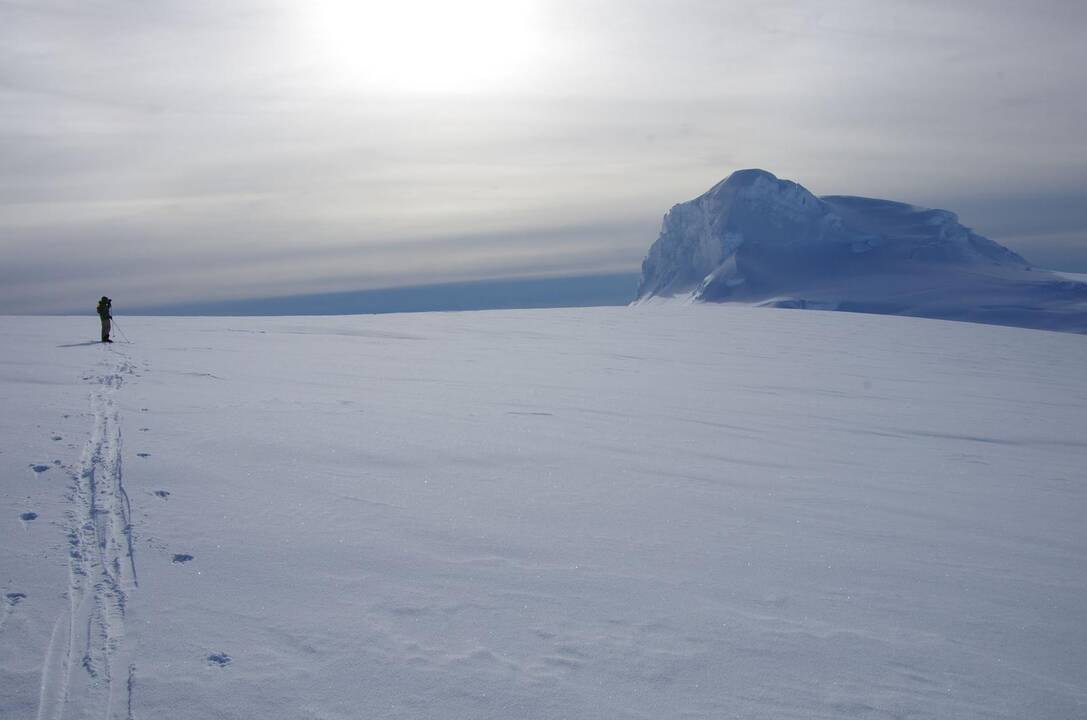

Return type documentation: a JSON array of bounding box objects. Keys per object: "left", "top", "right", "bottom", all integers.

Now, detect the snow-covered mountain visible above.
[{"left": 636, "top": 169, "right": 1087, "bottom": 332}]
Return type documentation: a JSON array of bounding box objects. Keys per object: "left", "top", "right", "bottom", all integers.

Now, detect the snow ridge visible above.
[
  {"left": 38, "top": 352, "right": 138, "bottom": 720},
  {"left": 636, "top": 169, "right": 1087, "bottom": 332}
]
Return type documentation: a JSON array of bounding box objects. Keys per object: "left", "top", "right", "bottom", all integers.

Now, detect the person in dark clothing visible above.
[{"left": 97, "top": 296, "right": 112, "bottom": 343}]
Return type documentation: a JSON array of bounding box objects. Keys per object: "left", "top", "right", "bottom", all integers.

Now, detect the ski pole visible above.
[{"left": 111, "top": 317, "right": 132, "bottom": 344}]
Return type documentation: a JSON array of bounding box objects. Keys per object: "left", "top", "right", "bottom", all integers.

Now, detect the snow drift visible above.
[{"left": 636, "top": 169, "right": 1087, "bottom": 332}]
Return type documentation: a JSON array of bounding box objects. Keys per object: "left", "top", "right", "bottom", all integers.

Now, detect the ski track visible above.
[{"left": 38, "top": 353, "right": 139, "bottom": 720}]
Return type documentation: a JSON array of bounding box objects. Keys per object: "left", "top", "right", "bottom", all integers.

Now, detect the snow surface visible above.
[
  {"left": 2, "top": 306, "right": 1086, "bottom": 719},
  {"left": 636, "top": 169, "right": 1087, "bottom": 333},
  {"left": 1055, "top": 270, "right": 1087, "bottom": 284}
]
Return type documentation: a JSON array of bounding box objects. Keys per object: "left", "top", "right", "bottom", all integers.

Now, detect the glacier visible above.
[{"left": 636, "top": 169, "right": 1087, "bottom": 333}]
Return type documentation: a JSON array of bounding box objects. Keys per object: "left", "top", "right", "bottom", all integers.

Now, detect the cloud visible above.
[{"left": 1, "top": 0, "right": 1085, "bottom": 312}]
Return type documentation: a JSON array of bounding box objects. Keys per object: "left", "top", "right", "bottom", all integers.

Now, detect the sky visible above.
[{"left": 2, "top": 0, "right": 1085, "bottom": 314}]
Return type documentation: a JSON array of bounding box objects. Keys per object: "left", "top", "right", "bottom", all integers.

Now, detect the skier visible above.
[{"left": 97, "top": 296, "right": 112, "bottom": 343}]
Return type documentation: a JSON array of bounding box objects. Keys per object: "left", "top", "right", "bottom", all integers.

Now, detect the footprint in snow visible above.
[
  {"left": 51, "top": 435, "right": 62, "bottom": 441},
  {"left": 153, "top": 490, "right": 170, "bottom": 499},
  {"left": 5, "top": 593, "right": 26, "bottom": 606},
  {"left": 139, "top": 428, "right": 150, "bottom": 432},
  {"left": 30, "top": 464, "right": 50, "bottom": 474},
  {"left": 172, "top": 554, "right": 194, "bottom": 564},
  {"left": 136, "top": 453, "right": 150, "bottom": 458},
  {"left": 207, "top": 653, "right": 232, "bottom": 667},
  {"left": 20, "top": 512, "right": 38, "bottom": 522}
]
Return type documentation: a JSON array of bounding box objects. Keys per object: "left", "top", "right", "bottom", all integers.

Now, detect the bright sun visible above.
[{"left": 305, "top": 0, "right": 544, "bottom": 94}]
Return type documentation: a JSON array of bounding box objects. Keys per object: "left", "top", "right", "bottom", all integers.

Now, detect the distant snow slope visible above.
[
  {"left": 636, "top": 169, "right": 1087, "bottom": 333},
  {"left": 1, "top": 307, "right": 1085, "bottom": 719}
]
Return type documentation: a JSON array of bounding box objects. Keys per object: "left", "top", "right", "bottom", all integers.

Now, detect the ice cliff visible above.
[{"left": 636, "top": 169, "right": 1087, "bottom": 333}]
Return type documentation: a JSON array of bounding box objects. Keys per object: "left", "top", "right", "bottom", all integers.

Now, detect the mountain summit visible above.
[{"left": 636, "top": 169, "right": 1086, "bottom": 332}]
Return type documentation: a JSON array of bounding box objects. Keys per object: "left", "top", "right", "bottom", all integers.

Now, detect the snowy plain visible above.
[{"left": 1, "top": 304, "right": 1085, "bottom": 719}]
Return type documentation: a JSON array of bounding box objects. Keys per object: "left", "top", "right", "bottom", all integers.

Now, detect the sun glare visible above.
[{"left": 306, "top": 0, "right": 544, "bottom": 94}]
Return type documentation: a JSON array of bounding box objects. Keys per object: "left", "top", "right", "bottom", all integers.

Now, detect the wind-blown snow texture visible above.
[
  {"left": 1, "top": 307, "right": 1086, "bottom": 719},
  {"left": 637, "top": 169, "right": 1087, "bottom": 332}
]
